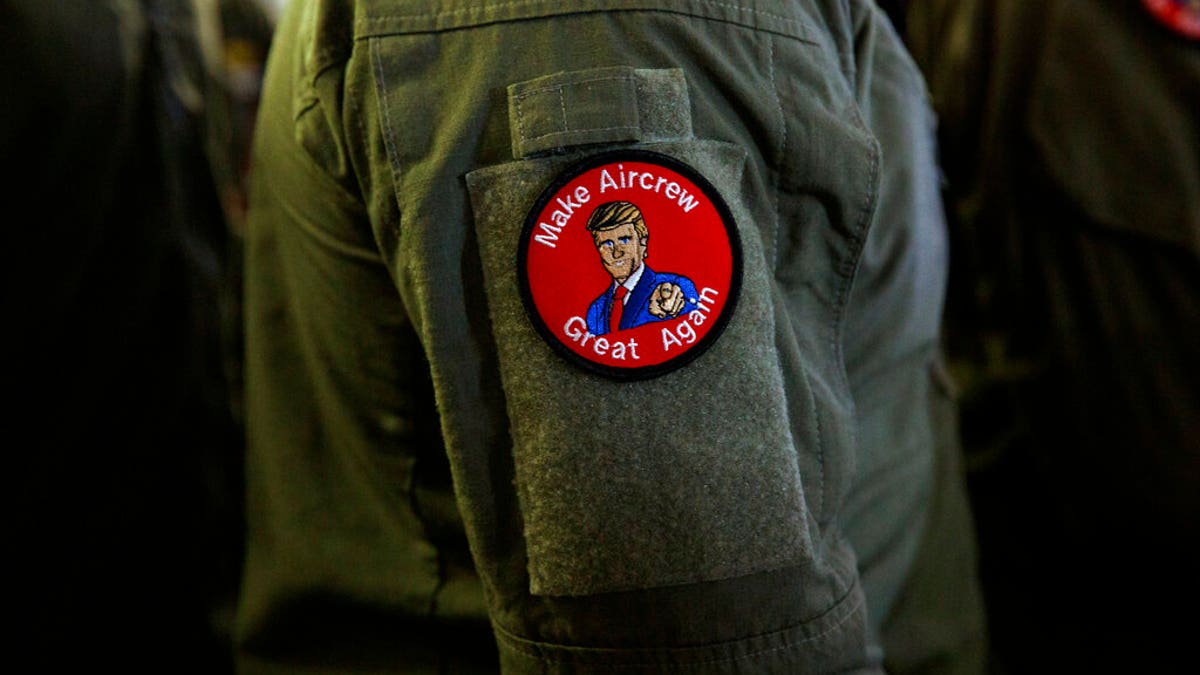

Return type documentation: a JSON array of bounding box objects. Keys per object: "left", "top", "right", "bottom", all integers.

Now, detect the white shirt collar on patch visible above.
[{"left": 616, "top": 263, "right": 645, "bottom": 303}]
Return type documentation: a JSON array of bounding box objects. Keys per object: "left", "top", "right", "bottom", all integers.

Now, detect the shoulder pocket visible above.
[{"left": 465, "top": 67, "right": 815, "bottom": 597}]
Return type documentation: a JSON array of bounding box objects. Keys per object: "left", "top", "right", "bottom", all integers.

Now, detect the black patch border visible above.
[{"left": 518, "top": 149, "right": 743, "bottom": 381}]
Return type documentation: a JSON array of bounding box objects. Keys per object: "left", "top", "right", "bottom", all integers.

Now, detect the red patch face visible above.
[
  {"left": 1143, "top": 0, "right": 1200, "bottom": 40},
  {"left": 519, "top": 150, "right": 742, "bottom": 380}
]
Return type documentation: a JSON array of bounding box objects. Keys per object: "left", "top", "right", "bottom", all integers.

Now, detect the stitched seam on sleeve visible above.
[
  {"left": 370, "top": 38, "right": 404, "bottom": 245},
  {"left": 494, "top": 587, "right": 864, "bottom": 667},
  {"left": 767, "top": 34, "right": 784, "bottom": 272},
  {"left": 765, "top": 34, "right": 822, "bottom": 520},
  {"left": 523, "top": 125, "right": 641, "bottom": 144},
  {"left": 558, "top": 87, "right": 569, "bottom": 132},
  {"left": 512, "top": 75, "right": 632, "bottom": 100},
  {"left": 361, "top": 0, "right": 810, "bottom": 32},
  {"left": 513, "top": 89, "right": 528, "bottom": 156}
]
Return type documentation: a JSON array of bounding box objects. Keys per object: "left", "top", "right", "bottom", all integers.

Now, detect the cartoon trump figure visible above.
[{"left": 584, "top": 201, "right": 699, "bottom": 335}]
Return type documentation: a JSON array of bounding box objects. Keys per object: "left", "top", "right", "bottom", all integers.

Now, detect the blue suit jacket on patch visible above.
[{"left": 586, "top": 265, "right": 699, "bottom": 335}]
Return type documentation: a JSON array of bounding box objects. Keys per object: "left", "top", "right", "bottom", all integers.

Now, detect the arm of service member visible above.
[
  {"left": 238, "top": 1, "right": 899, "bottom": 673},
  {"left": 839, "top": 3, "right": 988, "bottom": 673}
]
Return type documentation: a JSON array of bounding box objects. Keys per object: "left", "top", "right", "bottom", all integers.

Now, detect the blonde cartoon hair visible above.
[{"left": 586, "top": 201, "right": 649, "bottom": 242}]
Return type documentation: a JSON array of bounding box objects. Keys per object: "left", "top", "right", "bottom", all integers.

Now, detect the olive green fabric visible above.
[
  {"left": 906, "top": 0, "right": 1199, "bottom": 672},
  {"left": 507, "top": 67, "right": 695, "bottom": 158},
  {"left": 837, "top": 9, "right": 988, "bottom": 674},
  {"left": 875, "top": 360, "right": 988, "bottom": 675},
  {"left": 238, "top": 0, "right": 982, "bottom": 672},
  {"left": 468, "top": 139, "right": 813, "bottom": 596}
]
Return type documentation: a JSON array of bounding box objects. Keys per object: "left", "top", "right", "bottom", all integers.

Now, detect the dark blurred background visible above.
[
  {"left": 897, "top": 1, "right": 1199, "bottom": 672},
  {"left": 3, "top": 1, "right": 274, "bottom": 670}
]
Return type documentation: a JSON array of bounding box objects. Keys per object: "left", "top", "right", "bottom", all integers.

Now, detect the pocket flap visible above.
[
  {"left": 508, "top": 66, "right": 694, "bottom": 158},
  {"left": 466, "top": 141, "right": 814, "bottom": 597}
]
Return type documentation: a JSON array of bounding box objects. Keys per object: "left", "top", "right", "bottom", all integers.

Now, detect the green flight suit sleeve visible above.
[
  {"left": 840, "top": 5, "right": 988, "bottom": 674},
  {"left": 237, "top": 1, "right": 957, "bottom": 672}
]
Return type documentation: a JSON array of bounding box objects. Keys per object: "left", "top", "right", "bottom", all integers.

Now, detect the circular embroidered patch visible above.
[
  {"left": 1142, "top": 0, "right": 1200, "bottom": 40},
  {"left": 519, "top": 150, "right": 742, "bottom": 380}
]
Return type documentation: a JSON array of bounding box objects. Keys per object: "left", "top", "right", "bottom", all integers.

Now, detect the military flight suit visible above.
[{"left": 238, "top": 1, "right": 984, "bottom": 672}]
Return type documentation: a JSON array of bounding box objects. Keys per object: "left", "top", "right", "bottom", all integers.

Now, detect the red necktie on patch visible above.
[{"left": 610, "top": 285, "right": 628, "bottom": 333}]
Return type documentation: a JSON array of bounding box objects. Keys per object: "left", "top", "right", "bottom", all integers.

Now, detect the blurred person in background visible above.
[
  {"left": 900, "top": 0, "right": 1199, "bottom": 671},
  {"left": 3, "top": 0, "right": 271, "bottom": 670}
]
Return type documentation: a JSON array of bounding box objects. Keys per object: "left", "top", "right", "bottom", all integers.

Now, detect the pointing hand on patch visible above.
[{"left": 648, "top": 282, "right": 687, "bottom": 318}]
